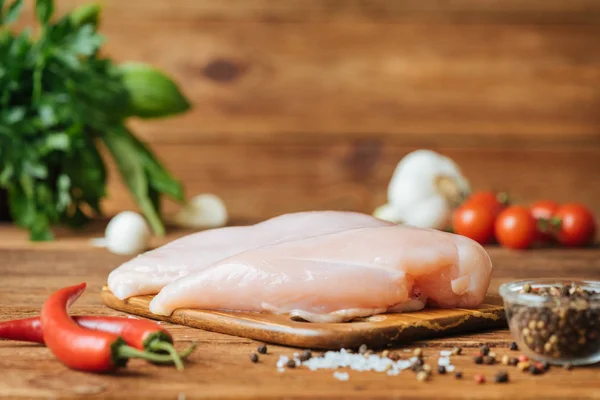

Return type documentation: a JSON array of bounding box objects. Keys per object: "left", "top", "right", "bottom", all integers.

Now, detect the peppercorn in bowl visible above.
[{"left": 499, "top": 279, "right": 600, "bottom": 366}]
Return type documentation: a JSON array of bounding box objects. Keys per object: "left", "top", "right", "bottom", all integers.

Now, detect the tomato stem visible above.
[{"left": 496, "top": 191, "right": 510, "bottom": 206}]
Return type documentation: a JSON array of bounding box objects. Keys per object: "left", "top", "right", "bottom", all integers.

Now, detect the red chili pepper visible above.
[
  {"left": 39, "top": 283, "right": 188, "bottom": 372},
  {"left": 0, "top": 316, "right": 191, "bottom": 369}
]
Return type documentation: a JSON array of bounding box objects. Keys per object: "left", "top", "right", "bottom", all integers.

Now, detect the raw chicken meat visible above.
[
  {"left": 107, "top": 211, "right": 392, "bottom": 299},
  {"left": 149, "top": 225, "right": 493, "bottom": 323}
]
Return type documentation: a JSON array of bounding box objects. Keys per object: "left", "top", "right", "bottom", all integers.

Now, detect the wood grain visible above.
[
  {"left": 1, "top": 225, "right": 600, "bottom": 399},
  {"left": 101, "top": 144, "right": 600, "bottom": 223},
  {"left": 101, "top": 287, "right": 506, "bottom": 350}
]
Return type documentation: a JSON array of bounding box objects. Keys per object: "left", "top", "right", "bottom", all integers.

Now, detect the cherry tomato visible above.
[
  {"left": 553, "top": 203, "right": 596, "bottom": 247},
  {"left": 494, "top": 206, "right": 537, "bottom": 250},
  {"left": 452, "top": 203, "right": 497, "bottom": 245},
  {"left": 530, "top": 200, "right": 560, "bottom": 245},
  {"left": 463, "top": 191, "right": 507, "bottom": 217},
  {"left": 530, "top": 200, "right": 560, "bottom": 220}
]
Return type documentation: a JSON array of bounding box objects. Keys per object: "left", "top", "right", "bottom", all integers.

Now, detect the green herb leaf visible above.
[
  {"left": 119, "top": 128, "right": 184, "bottom": 202},
  {"left": 120, "top": 62, "right": 191, "bottom": 119},
  {"left": 35, "top": 0, "right": 54, "bottom": 25},
  {"left": 103, "top": 126, "right": 165, "bottom": 235},
  {"left": 69, "top": 3, "right": 101, "bottom": 29},
  {"left": 4, "top": 0, "right": 23, "bottom": 25}
]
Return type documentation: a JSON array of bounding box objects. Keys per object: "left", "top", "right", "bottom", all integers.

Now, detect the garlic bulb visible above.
[
  {"left": 105, "top": 211, "right": 151, "bottom": 255},
  {"left": 374, "top": 149, "right": 470, "bottom": 230},
  {"left": 170, "top": 193, "right": 228, "bottom": 229}
]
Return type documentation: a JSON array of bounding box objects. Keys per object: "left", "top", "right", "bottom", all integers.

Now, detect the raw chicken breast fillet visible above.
[
  {"left": 149, "top": 225, "right": 493, "bottom": 323},
  {"left": 107, "top": 211, "right": 392, "bottom": 299}
]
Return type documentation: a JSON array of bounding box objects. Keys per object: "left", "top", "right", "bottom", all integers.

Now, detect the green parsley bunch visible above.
[{"left": 0, "top": 0, "right": 190, "bottom": 240}]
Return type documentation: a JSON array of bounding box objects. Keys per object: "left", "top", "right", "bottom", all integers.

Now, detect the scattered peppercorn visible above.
[
  {"left": 564, "top": 363, "right": 573, "bottom": 371},
  {"left": 529, "top": 365, "right": 543, "bottom": 375},
  {"left": 518, "top": 355, "right": 529, "bottom": 362},
  {"left": 416, "top": 371, "right": 429, "bottom": 382},
  {"left": 299, "top": 350, "right": 312, "bottom": 362},
  {"left": 494, "top": 371, "right": 509, "bottom": 383},
  {"left": 454, "top": 371, "right": 463, "bottom": 379},
  {"left": 388, "top": 352, "right": 400, "bottom": 361},
  {"left": 451, "top": 346, "right": 462, "bottom": 355},
  {"left": 483, "top": 356, "right": 496, "bottom": 365},
  {"left": 510, "top": 342, "right": 519, "bottom": 351},
  {"left": 286, "top": 359, "right": 296, "bottom": 368},
  {"left": 501, "top": 355, "right": 509, "bottom": 365},
  {"left": 473, "top": 355, "right": 484, "bottom": 364},
  {"left": 474, "top": 374, "right": 486, "bottom": 384},
  {"left": 249, "top": 353, "right": 259, "bottom": 363},
  {"left": 422, "top": 364, "right": 432, "bottom": 373},
  {"left": 414, "top": 348, "right": 423, "bottom": 358},
  {"left": 438, "top": 365, "right": 446, "bottom": 374},
  {"left": 540, "top": 361, "right": 550, "bottom": 371},
  {"left": 517, "top": 361, "right": 531, "bottom": 371},
  {"left": 480, "top": 345, "right": 490, "bottom": 356},
  {"left": 413, "top": 358, "right": 424, "bottom": 367},
  {"left": 358, "top": 344, "right": 368, "bottom": 354},
  {"left": 257, "top": 344, "right": 267, "bottom": 354},
  {"left": 508, "top": 357, "right": 519, "bottom": 366}
]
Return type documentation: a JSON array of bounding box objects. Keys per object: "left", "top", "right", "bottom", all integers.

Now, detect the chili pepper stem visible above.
[
  {"left": 149, "top": 340, "right": 184, "bottom": 371},
  {"left": 116, "top": 344, "right": 188, "bottom": 366}
]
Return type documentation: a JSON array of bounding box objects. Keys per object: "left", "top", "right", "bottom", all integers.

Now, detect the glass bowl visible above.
[{"left": 498, "top": 279, "right": 600, "bottom": 366}]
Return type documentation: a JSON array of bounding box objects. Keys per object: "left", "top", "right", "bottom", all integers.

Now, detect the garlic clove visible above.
[
  {"left": 373, "top": 203, "right": 403, "bottom": 223},
  {"left": 105, "top": 211, "right": 151, "bottom": 255},
  {"left": 170, "top": 193, "right": 228, "bottom": 229}
]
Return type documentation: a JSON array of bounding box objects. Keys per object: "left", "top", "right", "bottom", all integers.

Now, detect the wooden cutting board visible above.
[{"left": 101, "top": 286, "right": 506, "bottom": 349}]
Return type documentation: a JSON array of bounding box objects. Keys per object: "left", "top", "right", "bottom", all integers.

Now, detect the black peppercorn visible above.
[
  {"left": 474, "top": 355, "right": 484, "bottom": 364},
  {"left": 494, "top": 371, "right": 509, "bottom": 383},
  {"left": 438, "top": 365, "right": 446, "bottom": 374},
  {"left": 257, "top": 344, "right": 267, "bottom": 354},
  {"left": 249, "top": 353, "right": 259, "bottom": 363},
  {"left": 508, "top": 357, "right": 519, "bottom": 366},
  {"left": 286, "top": 359, "right": 296, "bottom": 368},
  {"left": 529, "top": 365, "right": 543, "bottom": 375},
  {"left": 299, "top": 350, "right": 312, "bottom": 362},
  {"left": 510, "top": 342, "right": 519, "bottom": 351},
  {"left": 454, "top": 371, "right": 463, "bottom": 379},
  {"left": 480, "top": 345, "right": 490, "bottom": 356},
  {"left": 358, "top": 344, "right": 368, "bottom": 354},
  {"left": 483, "top": 355, "right": 496, "bottom": 365}
]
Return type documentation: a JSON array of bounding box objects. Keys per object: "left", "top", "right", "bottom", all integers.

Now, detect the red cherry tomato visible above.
[
  {"left": 495, "top": 206, "right": 537, "bottom": 250},
  {"left": 530, "top": 200, "right": 560, "bottom": 220},
  {"left": 452, "top": 203, "right": 497, "bottom": 245},
  {"left": 553, "top": 203, "right": 596, "bottom": 247},
  {"left": 530, "top": 200, "right": 560, "bottom": 245},
  {"left": 463, "top": 191, "right": 507, "bottom": 217}
]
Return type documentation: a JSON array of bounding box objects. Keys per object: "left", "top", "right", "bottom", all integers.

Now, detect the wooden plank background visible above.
[{"left": 20, "top": 1, "right": 600, "bottom": 221}]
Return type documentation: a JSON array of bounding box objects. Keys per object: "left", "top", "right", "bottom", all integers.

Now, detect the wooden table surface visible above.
[{"left": 1, "top": 223, "right": 599, "bottom": 399}]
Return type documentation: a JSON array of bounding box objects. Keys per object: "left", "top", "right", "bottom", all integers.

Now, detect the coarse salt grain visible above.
[
  {"left": 446, "top": 365, "right": 455, "bottom": 372},
  {"left": 333, "top": 371, "right": 349, "bottom": 381},
  {"left": 438, "top": 357, "right": 450, "bottom": 366},
  {"left": 440, "top": 350, "right": 452, "bottom": 357},
  {"left": 300, "top": 348, "right": 412, "bottom": 375},
  {"left": 403, "top": 349, "right": 412, "bottom": 353}
]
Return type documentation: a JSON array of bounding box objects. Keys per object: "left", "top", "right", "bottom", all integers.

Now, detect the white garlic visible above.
[
  {"left": 374, "top": 149, "right": 470, "bottom": 230},
  {"left": 170, "top": 193, "right": 228, "bottom": 229},
  {"left": 104, "top": 211, "right": 151, "bottom": 255}
]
